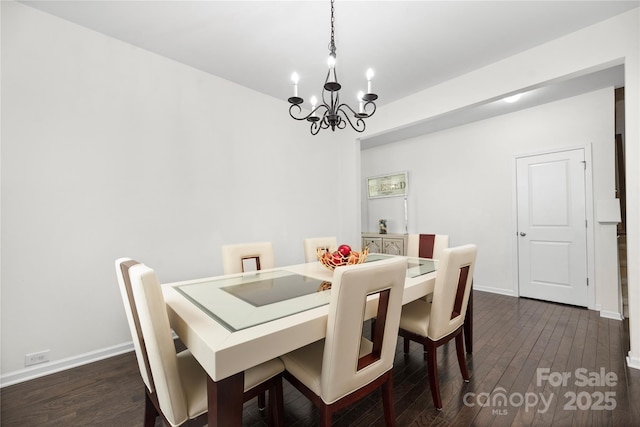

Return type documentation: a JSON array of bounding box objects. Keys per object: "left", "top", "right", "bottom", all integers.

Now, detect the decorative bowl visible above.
[
  {"left": 317, "top": 247, "right": 369, "bottom": 270},
  {"left": 317, "top": 281, "right": 333, "bottom": 292}
]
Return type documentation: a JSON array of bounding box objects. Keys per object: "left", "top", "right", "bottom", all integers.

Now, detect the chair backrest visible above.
[
  {"left": 221, "top": 242, "right": 275, "bottom": 274},
  {"left": 428, "top": 244, "right": 477, "bottom": 341},
  {"left": 320, "top": 257, "right": 407, "bottom": 404},
  {"left": 115, "top": 259, "right": 189, "bottom": 426},
  {"left": 115, "top": 258, "right": 153, "bottom": 391},
  {"left": 303, "top": 236, "right": 338, "bottom": 262},
  {"left": 407, "top": 234, "right": 449, "bottom": 260}
]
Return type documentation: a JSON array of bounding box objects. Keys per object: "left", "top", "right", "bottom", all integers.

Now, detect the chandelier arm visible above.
[
  {"left": 322, "top": 90, "right": 332, "bottom": 113},
  {"left": 363, "top": 101, "right": 377, "bottom": 117},
  {"left": 321, "top": 114, "right": 333, "bottom": 130},
  {"left": 289, "top": 104, "right": 311, "bottom": 121},
  {"left": 289, "top": 103, "right": 331, "bottom": 122},
  {"left": 337, "top": 101, "right": 377, "bottom": 118},
  {"left": 341, "top": 114, "right": 366, "bottom": 133},
  {"left": 311, "top": 120, "right": 322, "bottom": 135},
  {"left": 323, "top": 67, "right": 331, "bottom": 89},
  {"left": 336, "top": 104, "right": 366, "bottom": 132},
  {"left": 312, "top": 104, "right": 329, "bottom": 118},
  {"left": 337, "top": 102, "right": 359, "bottom": 116}
]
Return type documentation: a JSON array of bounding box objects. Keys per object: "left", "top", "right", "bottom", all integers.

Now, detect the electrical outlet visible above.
[{"left": 25, "top": 350, "right": 50, "bottom": 366}]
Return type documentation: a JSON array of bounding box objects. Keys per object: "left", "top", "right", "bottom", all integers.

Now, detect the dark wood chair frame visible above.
[
  {"left": 119, "top": 260, "right": 283, "bottom": 427},
  {"left": 283, "top": 288, "right": 397, "bottom": 427},
  {"left": 397, "top": 265, "right": 473, "bottom": 410}
]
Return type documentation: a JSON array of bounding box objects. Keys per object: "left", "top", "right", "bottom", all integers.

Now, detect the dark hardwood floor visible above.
[{"left": 2, "top": 291, "right": 639, "bottom": 426}]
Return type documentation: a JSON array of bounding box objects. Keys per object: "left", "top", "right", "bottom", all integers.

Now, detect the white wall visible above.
[
  {"left": 362, "top": 8, "right": 640, "bottom": 368},
  {"left": 0, "top": 2, "right": 358, "bottom": 383},
  {"left": 362, "top": 88, "right": 615, "bottom": 304}
]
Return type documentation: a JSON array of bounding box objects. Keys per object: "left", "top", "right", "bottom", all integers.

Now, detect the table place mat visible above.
[{"left": 222, "top": 274, "right": 326, "bottom": 307}]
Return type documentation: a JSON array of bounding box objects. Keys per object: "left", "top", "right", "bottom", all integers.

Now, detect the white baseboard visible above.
[
  {"left": 0, "top": 342, "right": 134, "bottom": 388},
  {"left": 627, "top": 352, "right": 640, "bottom": 370},
  {"left": 600, "top": 309, "right": 624, "bottom": 321},
  {"left": 473, "top": 284, "right": 515, "bottom": 297}
]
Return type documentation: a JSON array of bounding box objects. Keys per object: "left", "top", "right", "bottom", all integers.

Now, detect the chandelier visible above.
[{"left": 287, "top": 0, "right": 378, "bottom": 135}]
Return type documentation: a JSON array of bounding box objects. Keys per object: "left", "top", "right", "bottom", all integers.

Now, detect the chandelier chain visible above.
[{"left": 329, "top": 0, "right": 336, "bottom": 55}]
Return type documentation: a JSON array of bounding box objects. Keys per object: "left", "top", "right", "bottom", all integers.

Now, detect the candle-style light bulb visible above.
[
  {"left": 310, "top": 95, "right": 318, "bottom": 115},
  {"left": 357, "top": 91, "right": 364, "bottom": 113},
  {"left": 291, "top": 72, "right": 299, "bottom": 97},
  {"left": 327, "top": 55, "right": 336, "bottom": 69},
  {"left": 366, "top": 68, "right": 374, "bottom": 93}
]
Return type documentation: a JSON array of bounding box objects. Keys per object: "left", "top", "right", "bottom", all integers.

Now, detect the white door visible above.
[{"left": 516, "top": 149, "right": 589, "bottom": 307}]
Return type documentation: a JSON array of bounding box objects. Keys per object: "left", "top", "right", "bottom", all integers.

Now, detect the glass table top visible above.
[
  {"left": 176, "top": 256, "right": 437, "bottom": 332},
  {"left": 176, "top": 270, "right": 331, "bottom": 332},
  {"left": 365, "top": 253, "right": 438, "bottom": 278}
]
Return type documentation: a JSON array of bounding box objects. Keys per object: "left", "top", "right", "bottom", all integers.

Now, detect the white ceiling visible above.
[{"left": 18, "top": 0, "right": 638, "bottom": 142}]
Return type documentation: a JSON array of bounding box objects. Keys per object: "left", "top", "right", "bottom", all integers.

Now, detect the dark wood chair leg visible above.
[
  {"left": 464, "top": 283, "right": 473, "bottom": 353},
  {"left": 426, "top": 340, "right": 442, "bottom": 410},
  {"left": 319, "top": 406, "right": 332, "bottom": 427},
  {"left": 381, "top": 375, "right": 397, "bottom": 427},
  {"left": 258, "top": 392, "right": 266, "bottom": 411},
  {"left": 269, "top": 377, "right": 284, "bottom": 427},
  {"left": 455, "top": 332, "right": 470, "bottom": 381},
  {"left": 143, "top": 391, "right": 158, "bottom": 427},
  {"left": 403, "top": 337, "right": 410, "bottom": 354}
]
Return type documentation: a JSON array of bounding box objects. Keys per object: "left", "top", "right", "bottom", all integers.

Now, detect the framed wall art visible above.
[{"left": 367, "top": 171, "right": 408, "bottom": 199}]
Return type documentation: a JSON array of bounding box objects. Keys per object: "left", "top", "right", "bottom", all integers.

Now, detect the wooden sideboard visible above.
[{"left": 361, "top": 233, "right": 408, "bottom": 256}]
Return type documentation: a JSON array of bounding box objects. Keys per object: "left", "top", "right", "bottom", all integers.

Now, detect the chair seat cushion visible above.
[
  {"left": 176, "top": 350, "right": 208, "bottom": 419},
  {"left": 399, "top": 299, "right": 431, "bottom": 337},
  {"left": 176, "top": 349, "right": 284, "bottom": 420},
  {"left": 281, "top": 337, "right": 373, "bottom": 400},
  {"left": 245, "top": 357, "right": 285, "bottom": 390}
]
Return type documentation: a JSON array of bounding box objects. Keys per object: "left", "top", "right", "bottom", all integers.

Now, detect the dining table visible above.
[{"left": 162, "top": 253, "right": 472, "bottom": 426}]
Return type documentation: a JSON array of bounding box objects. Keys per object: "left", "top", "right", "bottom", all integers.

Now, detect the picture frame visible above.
[{"left": 367, "top": 171, "right": 408, "bottom": 199}]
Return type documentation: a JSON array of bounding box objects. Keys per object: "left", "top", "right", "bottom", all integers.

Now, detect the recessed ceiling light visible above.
[{"left": 503, "top": 94, "right": 522, "bottom": 103}]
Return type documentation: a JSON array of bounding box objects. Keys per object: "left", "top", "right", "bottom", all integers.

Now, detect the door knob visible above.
[{"left": 519, "top": 232, "right": 527, "bottom": 236}]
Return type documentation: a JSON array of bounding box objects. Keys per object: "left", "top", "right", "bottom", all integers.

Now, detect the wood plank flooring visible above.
[{"left": 2, "top": 291, "right": 639, "bottom": 426}]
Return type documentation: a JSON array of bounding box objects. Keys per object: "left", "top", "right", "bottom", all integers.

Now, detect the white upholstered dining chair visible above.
[
  {"left": 397, "top": 244, "right": 477, "bottom": 410},
  {"left": 302, "top": 236, "right": 338, "bottom": 262},
  {"left": 407, "top": 233, "right": 449, "bottom": 260},
  {"left": 280, "top": 257, "right": 407, "bottom": 426},
  {"left": 115, "top": 258, "right": 284, "bottom": 427},
  {"left": 221, "top": 242, "right": 275, "bottom": 274},
  {"left": 407, "top": 233, "right": 449, "bottom": 304}
]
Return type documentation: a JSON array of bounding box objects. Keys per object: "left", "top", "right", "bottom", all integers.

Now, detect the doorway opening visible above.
[{"left": 615, "top": 87, "right": 628, "bottom": 318}]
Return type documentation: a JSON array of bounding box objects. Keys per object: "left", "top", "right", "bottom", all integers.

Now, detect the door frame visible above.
[{"left": 511, "top": 144, "right": 596, "bottom": 310}]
